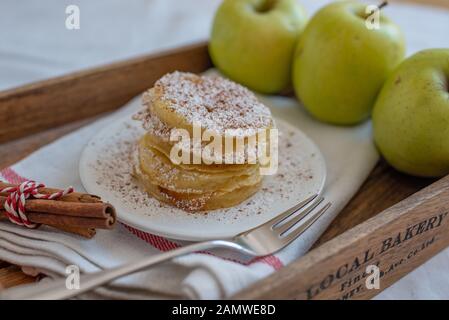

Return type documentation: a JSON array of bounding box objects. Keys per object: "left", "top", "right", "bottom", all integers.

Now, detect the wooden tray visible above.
[{"left": 1, "top": 3, "right": 448, "bottom": 298}]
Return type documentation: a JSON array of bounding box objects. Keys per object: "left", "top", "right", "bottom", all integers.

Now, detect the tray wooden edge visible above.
[
  {"left": 1, "top": 30, "right": 449, "bottom": 298},
  {"left": 0, "top": 41, "right": 212, "bottom": 144},
  {"left": 233, "top": 174, "right": 449, "bottom": 299}
]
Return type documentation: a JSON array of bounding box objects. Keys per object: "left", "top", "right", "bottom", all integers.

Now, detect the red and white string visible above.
[{"left": 0, "top": 181, "right": 74, "bottom": 228}]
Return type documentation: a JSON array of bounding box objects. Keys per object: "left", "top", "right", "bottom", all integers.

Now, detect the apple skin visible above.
[
  {"left": 292, "top": 1, "right": 405, "bottom": 125},
  {"left": 373, "top": 49, "right": 449, "bottom": 177},
  {"left": 209, "top": 0, "right": 307, "bottom": 94}
]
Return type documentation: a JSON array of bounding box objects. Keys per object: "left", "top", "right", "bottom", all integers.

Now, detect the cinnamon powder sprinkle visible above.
[{"left": 89, "top": 117, "right": 319, "bottom": 224}]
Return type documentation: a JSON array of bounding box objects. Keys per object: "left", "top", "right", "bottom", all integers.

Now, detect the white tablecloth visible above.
[{"left": 1, "top": 0, "right": 449, "bottom": 299}]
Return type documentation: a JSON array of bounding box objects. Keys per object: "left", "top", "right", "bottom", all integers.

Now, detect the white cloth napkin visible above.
[
  {"left": 0, "top": 0, "right": 448, "bottom": 300},
  {"left": 0, "top": 89, "right": 378, "bottom": 299}
]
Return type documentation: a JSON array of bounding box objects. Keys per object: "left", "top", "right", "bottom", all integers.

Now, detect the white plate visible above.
[{"left": 79, "top": 114, "right": 326, "bottom": 241}]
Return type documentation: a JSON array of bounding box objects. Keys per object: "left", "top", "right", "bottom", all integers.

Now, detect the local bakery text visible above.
[{"left": 306, "top": 211, "right": 448, "bottom": 299}]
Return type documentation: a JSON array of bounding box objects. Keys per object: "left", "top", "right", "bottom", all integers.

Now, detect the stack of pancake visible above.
[{"left": 133, "top": 71, "right": 274, "bottom": 212}]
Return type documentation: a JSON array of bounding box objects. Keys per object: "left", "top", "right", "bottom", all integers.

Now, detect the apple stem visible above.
[
  {"left": 378, "top": 1, "right": 388, "bottom": 10},
  {"left": 257, "top": 0, "right": 277, "bottom": 13}
]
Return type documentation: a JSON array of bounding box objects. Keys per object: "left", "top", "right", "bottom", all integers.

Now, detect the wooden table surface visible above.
[{"left": 0, "top": 0, "right": 447, "bottom": 294}]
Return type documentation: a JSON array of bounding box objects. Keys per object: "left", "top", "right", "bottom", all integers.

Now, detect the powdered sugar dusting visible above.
[
  {"left": 150, "top": 71, "right": 273, "bottom": 135},
  {"left": 133, "top": 107, "right": 171, "bottom": 142}
]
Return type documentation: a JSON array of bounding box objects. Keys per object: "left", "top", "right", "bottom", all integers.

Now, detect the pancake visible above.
[
  {"left": 145, "top": 72, "right": 274, "bottom": 137},
  {"left": 133, "top": 71, "right": 275, "bottom": 212},
  {"left": 137, "top": 138, "right": 262, "bottom": 194},
  {"left": 137, "top": 95, "right": 274, "bottom": 165},
  {"left": 141, "top": 131, "right": 257, "bottom": 174},
  {"left": 134, "top": 158, "right": 262, "bottom": 212}
]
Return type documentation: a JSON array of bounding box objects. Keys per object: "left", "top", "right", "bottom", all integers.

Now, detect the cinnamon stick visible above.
[
  {"left": 0, "top": 213, "right": 96, "bottom": 239},
  {"left": 0, "top": 182, "right": 102, "bottom": 204},
  {"left": 0, "top": 196, "right": 115, "bottom": 223},
  {"left": 0, "top": 181, "right": 117, "bottom": 237},
  {"left": 25, "top": 212, "right": 113, "bottom": 229}
]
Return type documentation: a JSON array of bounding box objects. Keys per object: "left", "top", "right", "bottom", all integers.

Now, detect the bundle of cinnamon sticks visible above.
[{"left": 0, "top": 182, "right": 116, "bottom": 238}]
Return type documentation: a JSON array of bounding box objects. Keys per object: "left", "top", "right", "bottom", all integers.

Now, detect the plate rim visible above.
[{"left": 79, "top": 114, "right": 327, "bottom": 241}]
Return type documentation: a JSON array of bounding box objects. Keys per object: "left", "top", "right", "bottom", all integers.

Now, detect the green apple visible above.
[
  {"left": 373, "top": 49, "right": 449, "bottom": 177},
  {"left": 209, "top": 0, "right": 307, "bottom": 94},
  {"left": 292, "top": 1, "right": 405, "bottom": 125}
]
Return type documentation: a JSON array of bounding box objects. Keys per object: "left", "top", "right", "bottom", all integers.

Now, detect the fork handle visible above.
[{"left": 1, "top": 240, "right": 245, "bottom": 300}]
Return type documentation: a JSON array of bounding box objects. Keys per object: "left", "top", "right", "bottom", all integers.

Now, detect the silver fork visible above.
[{"left": 1, "top": 195, "right": 330, "bottom": 300}]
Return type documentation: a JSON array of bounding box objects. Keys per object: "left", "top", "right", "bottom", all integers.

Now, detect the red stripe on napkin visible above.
[
  {"left": 1, "top": 167, "right": 27, "bottom": 184},
  {"left": 1, "top": 167, "right": 284, "bottom": 270},
  {"left": 123, "top": 224, "right": 283, "bottom": 270}
]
